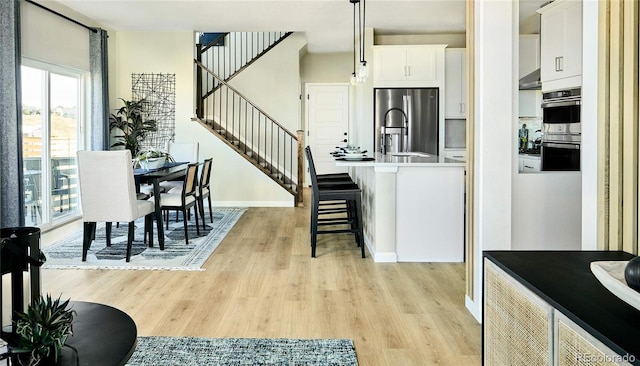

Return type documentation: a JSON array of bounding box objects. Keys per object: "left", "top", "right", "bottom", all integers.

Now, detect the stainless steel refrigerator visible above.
[{"left": 374, "top": 88, "right": 439, "bottom": 155}]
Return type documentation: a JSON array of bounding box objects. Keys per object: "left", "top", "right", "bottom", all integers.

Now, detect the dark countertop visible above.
[{"left": 484, "top": 250, "right": 639, "bottom": 364}]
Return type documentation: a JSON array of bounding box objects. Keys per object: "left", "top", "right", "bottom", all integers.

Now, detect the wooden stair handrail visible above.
[{"left": 195, "top": 60, "right": 297, "bottom": 141}]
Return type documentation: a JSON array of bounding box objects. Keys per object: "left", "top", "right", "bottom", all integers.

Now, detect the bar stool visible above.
[{"left": 305, "top": 146, "right": 365, "bottom": 258}]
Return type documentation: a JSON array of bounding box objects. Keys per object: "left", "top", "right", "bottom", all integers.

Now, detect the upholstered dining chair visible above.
[
  {"left": 77, "top": 150, "right": 155, "bottom": 262},
  {"left": 159, "top": 142, "right": 199, "bottom": 192},
  {"left": 154, "top": 163, "right": 200, "bottom": 244},
  {"left": 170, "top": 158, "right": 213, "bottom": 225}
]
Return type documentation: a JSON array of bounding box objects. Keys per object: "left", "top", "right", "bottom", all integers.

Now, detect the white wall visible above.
[
  {"left": 467, "top": 0, "right": 516, "bottom": 322},
  {"left": 512, "top": 173, "right": 582, "bottom": 250},
  {"left": 230, "top": 33, "right": 306, "bottom": 132},
  {"left": 112, "top": 31, "right": 294, "bottom": 206},
  {"left": 581, "top": 0, "right": 598, "bottom": 250}
]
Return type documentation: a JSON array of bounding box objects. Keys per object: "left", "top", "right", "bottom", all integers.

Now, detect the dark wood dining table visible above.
[{"left": 134, "top": 162, "right": 188, "bottom": 249}]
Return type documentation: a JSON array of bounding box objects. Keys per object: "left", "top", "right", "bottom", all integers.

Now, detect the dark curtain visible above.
[
  {"left": 89, "top": 28, "right": 110, "bottom": 151},
  {"left": 0, "top": 0, "right": 25, "bottom": 227}
]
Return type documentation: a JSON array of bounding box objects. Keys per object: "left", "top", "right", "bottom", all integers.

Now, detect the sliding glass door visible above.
[{"left": 22, "top": 63, "right": 83, "bottom": 229}]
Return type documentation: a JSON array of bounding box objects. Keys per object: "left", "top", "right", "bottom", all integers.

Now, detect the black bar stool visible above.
[{"left": 305, "top": 146, "right": 365, "bottom": 258}]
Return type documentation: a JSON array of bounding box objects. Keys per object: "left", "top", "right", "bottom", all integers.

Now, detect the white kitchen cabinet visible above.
[
  {"left": 443, "top": 149, "right": 466, "bottom": 162},
  {"left": 445, "top": 48, "right": 466, "bottom": 118},
  {"left": 519, "top": 90, "right": 543, "bottom": 118},
  {"left": 373, "top": 45, "right": 445, "bottom": 87},
  {"left": 519, "top": 34, "right": 540, "bottom": 79},
  {"left": 538, "top": 0, "right": 582, "bottom": 91},
  {"left": 519, "top": 155, "right": 541, "bottom": 173}
]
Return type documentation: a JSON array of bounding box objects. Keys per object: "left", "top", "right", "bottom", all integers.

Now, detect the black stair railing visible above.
[
  {"left": 196, "top": 31, "right": 292, "bottom": 119},
  {"left": 194, "top": 60, "right": 303, "bottom": 205}
]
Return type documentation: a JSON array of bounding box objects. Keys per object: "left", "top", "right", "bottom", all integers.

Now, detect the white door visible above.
[{"left": 306, "top": 84, "right": 349, "bottom": 185}]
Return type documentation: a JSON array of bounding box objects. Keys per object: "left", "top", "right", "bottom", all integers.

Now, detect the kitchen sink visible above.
[{"left": 389, "top": 152, "right": 431, "bottom": 157}]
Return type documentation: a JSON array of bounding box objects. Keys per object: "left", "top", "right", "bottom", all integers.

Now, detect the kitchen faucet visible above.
[
  {"left": 381, "top": 108, "right": 408, "bottom": 154},
  {"left": 384, "top": 107, "right": 408, "bottom": 128}
]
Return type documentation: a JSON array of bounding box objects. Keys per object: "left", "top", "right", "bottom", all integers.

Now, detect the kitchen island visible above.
[{"left": 336, "top": 153, "right": 465, "bottom": 262}]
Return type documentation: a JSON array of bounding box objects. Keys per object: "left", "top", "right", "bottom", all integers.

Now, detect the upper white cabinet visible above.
[
  {"left": 519, "top": 34, "right": 540, "bottom": 79},
  {"left": 538, "top": 0, "right": 582, "bottom": 91},
  {"left": 519, "top": 90, "right": 543, "bottom": 118},
  {"left": 445, "top": 48, "right": 466, "bottom": 118},
  {"left": 373, "top": 45, "right": 446, "bottom": 87}
]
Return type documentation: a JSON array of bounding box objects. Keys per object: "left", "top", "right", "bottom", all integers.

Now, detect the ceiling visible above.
[{"left": 49, "top": 0, "right": 547, "bottom": 53}]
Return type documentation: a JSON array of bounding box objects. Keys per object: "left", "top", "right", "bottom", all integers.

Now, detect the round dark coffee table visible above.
[{"left": 58, "top": 301, "right": 137, "bottom": 366}]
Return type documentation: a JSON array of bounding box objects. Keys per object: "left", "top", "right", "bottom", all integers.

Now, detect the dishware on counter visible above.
[{"left": 343, "top": 152, "right": 368, "bottom": 160}]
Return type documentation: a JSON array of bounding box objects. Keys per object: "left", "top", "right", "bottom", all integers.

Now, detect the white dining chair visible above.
[{"left": 77, "top": 150, "right": 155, "bottom": 262}]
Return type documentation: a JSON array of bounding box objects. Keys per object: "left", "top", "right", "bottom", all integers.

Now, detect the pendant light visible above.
[
  {"left": 350, "top": 0, "right": 359, "bottom": 85},
  {"left": 358, "top": 0, "right": 368, "bottom": 83}
]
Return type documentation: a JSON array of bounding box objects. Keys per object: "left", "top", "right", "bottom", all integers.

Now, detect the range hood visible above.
[{"left": 519, "top": 68, "right": 541, "bottom": 90}]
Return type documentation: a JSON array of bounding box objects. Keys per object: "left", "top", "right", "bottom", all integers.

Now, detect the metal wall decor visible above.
[{"left": 131, "top": 73, "right": 176, "bottom": 150}]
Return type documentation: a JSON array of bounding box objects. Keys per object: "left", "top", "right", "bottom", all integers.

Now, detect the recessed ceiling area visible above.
[{"left": 49, "top": 0, "right": 549, "bottom": 52}]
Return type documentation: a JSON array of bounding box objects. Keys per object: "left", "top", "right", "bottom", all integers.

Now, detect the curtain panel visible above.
[
  {"left": 598, "top": 0, "right": 639, "bottom": 253},
  {"left": 89, "top": 28, "right": 110, "bottom": 151},
  {"left": 0, "top": 0, "right": 25, "bottom": 227}
]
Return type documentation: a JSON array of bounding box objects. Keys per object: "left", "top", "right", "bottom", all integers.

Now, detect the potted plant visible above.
[
  {"left": 109, "top": 98, "right": 157, "bottom": 156},
  {"left": 10, "top": 294, "right": 76, "bottom": 366},
  {"left": 137, "top": 148, "right": 174, "bottom": 170}
]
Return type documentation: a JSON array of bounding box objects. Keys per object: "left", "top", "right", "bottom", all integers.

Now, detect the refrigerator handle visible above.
[{"left": 404, "top": 94, "right": 412, "bottom": 152}]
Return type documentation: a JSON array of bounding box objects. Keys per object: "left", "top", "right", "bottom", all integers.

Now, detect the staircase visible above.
[{"left": 193, "top": 32, "right": 303, "bottom": 206}]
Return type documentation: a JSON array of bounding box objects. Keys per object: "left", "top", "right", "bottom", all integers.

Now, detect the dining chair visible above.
[
  {"left": 51, "top": 158, "right": 70, "bottom": 212},
  {"left": 197, "top": 158, "right": 213, "bottom": 224},
  {"left": 154, "top": 163, "right": 200, "bottom": 244},
  {"left": 77, "top": 150, "right": 155, "bottom": 262},
  {"left": 160, "top": 142, "right": 199, "bottom": 192}
]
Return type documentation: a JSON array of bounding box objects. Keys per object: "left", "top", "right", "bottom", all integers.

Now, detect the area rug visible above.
[
  {"left": 126, "top": 337, "right": 359, "bottom": 366},
  {"left": 42, "top": 207, "right": 246, "bottom": 271}
]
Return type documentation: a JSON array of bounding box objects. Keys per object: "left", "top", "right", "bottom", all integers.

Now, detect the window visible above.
[{"left": 22, "top": 62, "right": 84, "bottom": 229}]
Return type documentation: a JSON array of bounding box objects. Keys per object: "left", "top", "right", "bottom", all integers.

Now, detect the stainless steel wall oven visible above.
[{"left": 541, "top": 88, "right": 581, "bottom": 171}]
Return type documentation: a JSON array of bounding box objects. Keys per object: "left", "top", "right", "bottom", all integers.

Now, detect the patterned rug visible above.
[
  {"left": 126, "top": 337, "right": 359, "bottom": 366},
  {"left": 42, "top": 208, "right": 246, "bottom": 271}
]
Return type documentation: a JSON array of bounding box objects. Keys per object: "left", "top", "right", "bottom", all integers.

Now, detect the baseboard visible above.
[
  {"left": 212, "top": 201, "right": 294, "bottom": 208},
  {"left": 363, "top": 234, "right": 397, "bottom": 262},
  {"left": 374, "top": 252, "right": 398, "bottom": 263},
  {"left": 466, "top": 294, "right": 482, "bottom": 323}
]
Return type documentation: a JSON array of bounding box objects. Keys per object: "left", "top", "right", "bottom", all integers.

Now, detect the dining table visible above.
[{"left": 133, "top": 162, "right": 188, "bottom": 250}]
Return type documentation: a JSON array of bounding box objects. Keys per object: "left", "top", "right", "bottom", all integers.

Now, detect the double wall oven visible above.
[{"left": 541, "top": 88, "right": 581, "bottom": 171}]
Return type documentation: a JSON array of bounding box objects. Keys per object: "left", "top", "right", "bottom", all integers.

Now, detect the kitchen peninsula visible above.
[{"left": 337, "top": 153, "right": 465, "bottom": 262}]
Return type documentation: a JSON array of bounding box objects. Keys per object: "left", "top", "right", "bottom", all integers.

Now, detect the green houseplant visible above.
[
  {"left": 11, "top": 295, "right": 76, "bottom": 366},
  {"left": 109, "top": 98, "right": 157, "bottom": 156}
]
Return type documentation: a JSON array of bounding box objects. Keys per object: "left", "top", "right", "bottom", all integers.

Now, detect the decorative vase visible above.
[{"left": 624, "top": 256, "right": 640, "bottom": 291}]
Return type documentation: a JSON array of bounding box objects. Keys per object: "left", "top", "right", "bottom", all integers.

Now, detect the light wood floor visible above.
[{"left": 41, "top": 192, "right": 481, "bottom": 365}]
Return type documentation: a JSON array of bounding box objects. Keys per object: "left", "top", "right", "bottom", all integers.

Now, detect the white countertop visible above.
[{"left": 335, "top": 152, "right": 465, "bottom": 167}]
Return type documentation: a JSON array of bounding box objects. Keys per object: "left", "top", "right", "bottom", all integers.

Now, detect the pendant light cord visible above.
[
  {"left": 353, "top": 2, "right": 357, "bottom": 74},
  {"left": 360, "top": 0, "right": 365, "bottom": 62}
]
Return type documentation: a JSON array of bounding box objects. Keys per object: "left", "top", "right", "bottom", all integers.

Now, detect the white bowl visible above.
[
  {"left": 343, "top": 153, "right": 366, "bottom": 159},
  {"left": 140, "top": 157, "right": 166, "bottom": 169}
]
